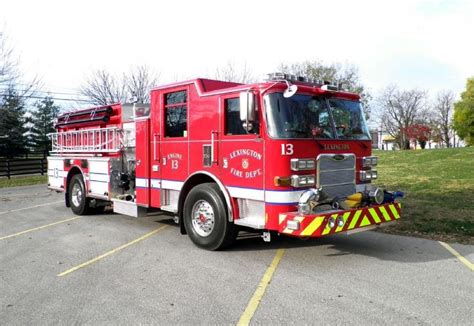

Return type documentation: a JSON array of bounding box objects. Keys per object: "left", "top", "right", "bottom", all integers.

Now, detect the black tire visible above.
[
  {"left": 68, "top": 174, "right": 92, "bottom": 215},
  {"left": 183, "top": 183, "right": 236, "bottom": 250}
]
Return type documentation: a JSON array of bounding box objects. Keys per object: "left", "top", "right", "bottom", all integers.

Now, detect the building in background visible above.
[{"left": 370, "top": 128, "right": 464, "bottom": 150}]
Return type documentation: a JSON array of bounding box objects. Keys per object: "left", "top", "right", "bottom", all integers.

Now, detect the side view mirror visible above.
[{"left": 240, "top": 91, "right": 256, "bottom": 123}]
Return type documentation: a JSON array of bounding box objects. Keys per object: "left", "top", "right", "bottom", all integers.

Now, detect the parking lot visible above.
[{"left": 0, "top": 185, "right": 473, "bottom": 325}]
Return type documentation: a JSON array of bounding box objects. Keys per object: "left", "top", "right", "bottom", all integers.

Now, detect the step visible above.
[
  {"left": 234, "top": 216, "right": 266, "bottom": 229},
  {"left": 160, "top": 205, "right": 178, "bottom": 214},
  {"left": 112, "top": 199, "right": 147, "bottom": 217}
]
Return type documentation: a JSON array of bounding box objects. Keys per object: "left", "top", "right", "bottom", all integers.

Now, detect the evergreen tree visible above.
[
  {"left": 30, "top": 96, "right": 60, "bottom": 156},
  {"left": 0, "top": 87, "right": 27, "bottom": 158},
  {"left": 453, "top": 77, "right": 474, "bottom": 146}
]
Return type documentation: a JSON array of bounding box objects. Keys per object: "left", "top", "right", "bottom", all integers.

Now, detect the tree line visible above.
[
  {"left": 233, "top": 60, "right": 473, "bottom": 149},
  {"left": 374, "top": 79, "right": 473, "bottom": 149},
  {"left": 376, "top": 86, "right": 457, "bottom": 149},
  {"left": 0, "top": 32, "right": 59, "bottom": 158},
  {"left": 217, "top": 60, "right": 470, "bottom": 149}
]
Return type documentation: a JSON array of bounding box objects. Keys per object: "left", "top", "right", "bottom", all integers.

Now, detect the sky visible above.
[{"left": 1, "top": 0, "right": 473, "bottom": 107}]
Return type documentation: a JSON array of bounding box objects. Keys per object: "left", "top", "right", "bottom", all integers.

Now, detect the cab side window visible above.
[
  {"left": 225, "top": 98, "right": 259, "bottom": 135},
  {"left": 165, "top": 90, "right": 187, "bottom": 137}
]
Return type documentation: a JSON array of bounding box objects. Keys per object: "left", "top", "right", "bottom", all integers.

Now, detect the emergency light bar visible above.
[{"left": 265, "top": 72, "right": 342, "bottom": 90}]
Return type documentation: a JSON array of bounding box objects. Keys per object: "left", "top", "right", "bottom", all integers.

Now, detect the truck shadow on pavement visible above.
[
  {"left": 122, "top": 214, "right": 472, "bottom": 266},
  {"left": 229, "top": 229, "right": 473, "bottom": 264}
]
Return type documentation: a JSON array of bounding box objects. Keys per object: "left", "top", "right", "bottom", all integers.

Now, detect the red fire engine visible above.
[{"left": 48, "top": 73, "right": 402, "bottom": 250}]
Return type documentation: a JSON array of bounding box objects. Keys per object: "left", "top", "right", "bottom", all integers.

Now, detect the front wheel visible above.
[
  {"left": 183, "top": 183, "right": 236, "bottom": 250},
  {"left": 68, "top": 174, "right": 92, "bottom": 215}
]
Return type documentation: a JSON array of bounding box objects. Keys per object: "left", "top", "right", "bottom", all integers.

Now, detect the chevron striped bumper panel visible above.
[{"left": 278, "top": 202, "right": 401, "bottom": 237}]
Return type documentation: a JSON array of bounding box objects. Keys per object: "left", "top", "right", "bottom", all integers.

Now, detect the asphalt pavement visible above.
[{"left": 0, "top": 184, "right": 472, "bottom": 325}]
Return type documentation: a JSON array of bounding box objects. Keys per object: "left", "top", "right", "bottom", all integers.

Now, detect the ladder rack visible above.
[{"left": 49, "top": 127, "right": 123, "bottom": 153}]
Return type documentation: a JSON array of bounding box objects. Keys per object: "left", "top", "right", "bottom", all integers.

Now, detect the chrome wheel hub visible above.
[
  {"left": 71, "top": 183, "right": 83, "bottom": 207},
  {"left": 191, "top": 200, "right": 215, "bottom": 237}
]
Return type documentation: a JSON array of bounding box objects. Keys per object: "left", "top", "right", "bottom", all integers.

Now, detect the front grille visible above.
[{"left": 317, "top": 154, "right": 355, "bottom": 199}]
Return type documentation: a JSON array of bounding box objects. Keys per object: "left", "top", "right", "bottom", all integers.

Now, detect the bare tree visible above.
[
  {"left": 278, "top": 60, "right": 372, "bottom": 116},
  {"left": 376, "top": 85, "right": 428, "bottom": 149},
  {"left": 80, "top": 70, "right": 127, "bottom": 105},
  {"left": 124, "top": 65, "right": 160, "bottom": 103},
  {"left": 80, "top": 66, "right": 159, "bottom": 105},
  {"left": 0, "top": 31, "right": 18, "bottom": 86},
  {"left": 432, "top": 90, "right": 455, "bottom": 148},
  {"left": 0, "top": 31, "right": 40, "bottom": 94},
  {"left": 214, "top": 61, "right": 254, "bottom": 84}
]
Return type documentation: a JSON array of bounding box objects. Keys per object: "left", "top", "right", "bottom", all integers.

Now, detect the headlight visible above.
[
  {"left": 362, "top": 156, "right": 378, "bottom": 167},
  {"left": 360, "top": 170, "right": 378, "bottom": 181},
  {"left": 291, "top": 158, "right": 316, "bottom": 171},
  {"left": 291, "top": 175, "right": 316, "bottom": 187}
]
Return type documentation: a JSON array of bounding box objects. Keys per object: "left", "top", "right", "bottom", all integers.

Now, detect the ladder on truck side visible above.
[{"left": 49, "top": 127, "right": 123, "bottom": 154}]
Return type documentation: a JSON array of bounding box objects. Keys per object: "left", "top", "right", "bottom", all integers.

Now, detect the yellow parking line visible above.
[
  {"left": 0, "top": 216, "right": 80, "bottom": 241},
  {"left": 438, "top": 241, "right": 474, "bottom": 272},
  {"left": 58, "top": 225, "right": 169, "bottom": 277},
  {"left": 0, "top": 201, "right": 64, "bottom": 215},
  {"left": 237, "top": 248, "right": 285, "bottom": 326}
]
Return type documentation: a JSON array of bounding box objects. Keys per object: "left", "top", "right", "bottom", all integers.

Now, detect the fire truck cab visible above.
[{"left": 48, "top": 73, "right": 402, "bottom": 250}]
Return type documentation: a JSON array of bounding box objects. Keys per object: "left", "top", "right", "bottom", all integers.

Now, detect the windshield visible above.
[{"left": 264, "top": 93, "right": 370, "bottom": 140}]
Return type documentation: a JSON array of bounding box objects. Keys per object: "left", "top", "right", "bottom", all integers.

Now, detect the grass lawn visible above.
[
  {"left": 374, "top": 147, "right": 474, "bottom": 244},
  {"left": 0, "top": 175, "right": 48, "bottom": 188}
]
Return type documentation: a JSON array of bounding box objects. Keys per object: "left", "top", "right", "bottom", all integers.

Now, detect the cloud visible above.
[{"left": 383, "top": 55, "right": 463, "bottom": 92}]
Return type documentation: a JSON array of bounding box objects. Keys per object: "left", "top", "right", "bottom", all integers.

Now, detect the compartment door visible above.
[{"left": 135, "top": 118, "right": 151, "bottom": 206}]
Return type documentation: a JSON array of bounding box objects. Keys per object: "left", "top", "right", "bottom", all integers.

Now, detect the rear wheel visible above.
[
  {"left": 68, "top": 174, "right": 92, "bottom": 215},
  {"left": 183, "top": 183, "right": 236, "bottom": 250}
]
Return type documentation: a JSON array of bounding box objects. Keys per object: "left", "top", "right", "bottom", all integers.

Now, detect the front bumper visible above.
[{"left": 278, "top": 202, "right": 401, "bottom": 237}]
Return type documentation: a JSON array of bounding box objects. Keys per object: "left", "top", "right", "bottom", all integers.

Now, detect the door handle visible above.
[
  {"left": 211, "top": 130, "right": 218, "bottom": 164},
  {"left": 153, "top": 133, "right": 160, "bottom": 162}
]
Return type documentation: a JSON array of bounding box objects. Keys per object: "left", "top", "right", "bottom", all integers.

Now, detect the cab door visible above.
[
  {"left": 149, "top": 90, "right": 162, "bottom": 208},
  {"left": 220, "top": 95, "right": 264, "bottom": 205},
  {"left": 158, "top": 88, "right": 189, "bottom": 212}
]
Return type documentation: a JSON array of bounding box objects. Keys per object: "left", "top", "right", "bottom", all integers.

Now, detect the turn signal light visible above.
[
  {"left": 287, "top": 219, "right": 300, "bottom": 230},
  {"left": 274, "top": 176, "right": 291, "bottom": 187},
  {"left": 275, "top": 175, "right": 316, "bottom": 187}
]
